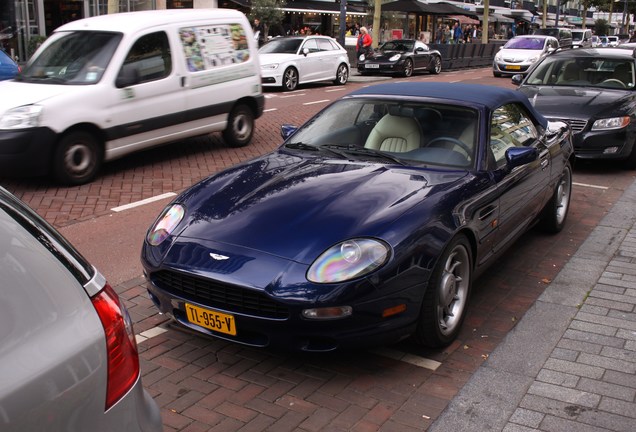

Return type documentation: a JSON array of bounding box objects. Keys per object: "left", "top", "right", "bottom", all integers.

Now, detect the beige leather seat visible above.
[
  {"left": 614, "top": 63, "right": 632, "bottom": 87},
  {"left": 557, "top": 62, "right": 581, "bottom": 84},
  {"left": 364, "top": 114, "right": 421, "bottom": 153}
]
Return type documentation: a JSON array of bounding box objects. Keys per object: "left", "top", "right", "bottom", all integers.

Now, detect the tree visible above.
[
  {"left": 581, "top": 0, "right": 611, "bottom": 28},
  {"left": 595, "top": 18, "right": 611, "bottom": 35},
  {"left": 248, "top": 0, "right": 285, "bottom": 40}
]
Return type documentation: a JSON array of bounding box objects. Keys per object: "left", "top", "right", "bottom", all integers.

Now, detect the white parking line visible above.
[
  {"left": 264, "top": 108, "right": 278, "bottom": 112},
  {"left": 111, "top": 192, "right": 177, "bottom": 212},
  {"left": 325, "top": 88, "right": 348, "bottom": 93},
  {"left": 573, "top": 182, "right": 609, "bottom": 190},
  {"left": 369, "top": 347, "right": 442, "bottom": 370},
  {"left": 281, "top": 93, "right": 306, "bottom": 99},
  {"left": 303, "top": 99, "right": 330, "bottom": 106},
  {"left": 135, "top": 326, "right": 168, "bottom": 344}
]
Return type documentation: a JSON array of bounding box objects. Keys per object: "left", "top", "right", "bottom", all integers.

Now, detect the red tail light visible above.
[{"left": 92, "top": 283, "right": 140, "bottom": 410}]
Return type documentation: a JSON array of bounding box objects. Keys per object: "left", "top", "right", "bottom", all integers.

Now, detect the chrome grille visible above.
[
  {"left": 152, "top": 270, "right": 289, "bottom": 319},
  {"left": 550, "top": 118, "right": 587, "bottom": 134}
]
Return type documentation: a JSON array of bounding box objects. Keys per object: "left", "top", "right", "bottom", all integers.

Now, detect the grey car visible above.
[{"left": 0, "top": 186, "right": 163, "bottom": 432}]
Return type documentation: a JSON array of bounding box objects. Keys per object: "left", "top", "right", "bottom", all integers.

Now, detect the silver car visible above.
[
  {"left": 0, "top": 186, "right": 163, "bottom": 432},
  {"left": 493, "top": 35, "right": 559, "bottom": 77}
]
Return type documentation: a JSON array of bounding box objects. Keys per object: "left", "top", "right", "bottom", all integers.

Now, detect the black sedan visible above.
[
  {"left": 514, "top": 47, "right": 636, "bottom": 167},
  {"left": 357, "top": 39, "right": 442, "bottom": 77},
  {"left": 141, "top": 83, "right": 573, "bottom": 352}
]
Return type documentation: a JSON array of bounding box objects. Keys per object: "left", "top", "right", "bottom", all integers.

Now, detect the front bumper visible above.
[
  {"left": 260, "top": 69, "right": 284, "bottom": 87},
  {"left": 493, "top": 61, "right": 532, "bottom": 75},
  {"left": 572, "top": 127, "right": 635, "bottom": 161},
  {"left": 0, "top": 127, "right": 57, "bottom": 177},
  {"left": 357, "top": 61, "right": 404, "bottom": 74}
]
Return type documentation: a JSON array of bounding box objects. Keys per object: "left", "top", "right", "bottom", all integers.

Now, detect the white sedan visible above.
[{"left": 259, "top": 36, "right": 350, "bottom": 91}]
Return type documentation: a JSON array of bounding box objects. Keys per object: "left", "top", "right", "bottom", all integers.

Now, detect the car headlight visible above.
[
  {"left": 389, "top": 54, "right": 401, "bottom": 62},
  {"left": 261, "top": 63, "right": 279, "bottom": 70},
  {"left": 494, "top": 54, "right": 501, "bottom": 62},
  {"left": 0, "top": 105, "right": 43, "bottom": 129},
  {"left": 146, "top": 204, "right": 185, "bottom": 246},
  {"left": 358, "top": 54, "right": 366, "bottom": 62},
  {"left": 592, "top": 116, "right": 630, "bottom": 131},
  {"left": 307, "top": 238, "right": 390, "bottom": 283}
]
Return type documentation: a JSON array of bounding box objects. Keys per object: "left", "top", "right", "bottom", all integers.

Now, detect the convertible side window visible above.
[{"left": 490, "top": 104, "right": 538, "bottom": 167}]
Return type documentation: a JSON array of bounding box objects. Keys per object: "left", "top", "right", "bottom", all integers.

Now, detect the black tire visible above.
[
  {"left": 223, "top": 104, "right": 254, "bottom": 148},
  {"left": 430, "top": 55, "right": 442, "bottom": 74},
  {"left": 623, "top": 142, "right": 636, "bottom": 169},
  {"left": 493, "top": 71, "right": 502, "bottom": 78},
  {"left": 333, "top": 63, "right": 349, "bottom": 85},
  {"left": 403, "top": 58, "right": 413, "bottom": 77},
  {"left": 540, "top": 162, "right": 572, "bottom": 233},
  {"left": 282, "top": 67, "right": 298, "bottom": 91},
  {"left": 415, "top": 235, "right": 472, "bottom": 348},
  {"left": 52, "top": 130, "right": 102, "bottom": 186}
]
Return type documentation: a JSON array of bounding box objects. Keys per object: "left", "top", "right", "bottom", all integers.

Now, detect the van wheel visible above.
[
  {"left": 333, "top": 63, "right": 349, "bottom": 85},
  {"left": 282, "top": 67, "right": 298, "bottom": 91},
  {"left": 223, "top": 104, "right": 254, "bottom": 148},
  {"left": 53, "top": 131, "right": 102, "bottom": 186}
]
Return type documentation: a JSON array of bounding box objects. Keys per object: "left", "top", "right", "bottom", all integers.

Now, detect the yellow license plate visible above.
[
  {"left": 185, "top": 303, "right": 237, "bottom": 335},
  {"left": 505, "top": 65, "right": 521, "bottom": 70}
]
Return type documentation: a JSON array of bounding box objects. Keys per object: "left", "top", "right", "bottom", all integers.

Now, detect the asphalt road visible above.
[{"left": 2, "top": 67, "right": 635, "bottom": 431}]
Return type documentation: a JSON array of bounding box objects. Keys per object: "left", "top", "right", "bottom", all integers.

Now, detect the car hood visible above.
[
  {"left": 172, "top": 151, "right": 466, "bottom": 264},
  {"left": 498, "top": 48, "right": 542, "bottom": 60},
  {"left": 370, "top": 50, "right": 406, "bottom": 60},
  {"left": 520, "top": 86, "right": 633, "bottom": 118},
  {"left": 0, "top": 81, "right": 69, "bottom": 114},
  {"left": 258, "top": 53, "right": 299, "bottom": 66}
]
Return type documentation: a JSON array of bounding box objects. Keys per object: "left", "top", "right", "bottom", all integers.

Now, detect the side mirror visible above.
[
  {"left": 115, "top": 64, "right": 140, "bottom": 88},
  {"left": 303, "top": 47, "right": 309, "bottom": 56},
  {"left": 506, "top": 146, "right": 538, "bottom": 169},
  {"left": 281, "top": 124, "right": 297, "bottom": 139},
  {"left": 511, "top": 74, "right": 523, "bottom": 85}
]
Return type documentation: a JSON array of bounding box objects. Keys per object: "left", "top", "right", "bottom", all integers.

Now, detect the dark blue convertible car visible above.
[{"left": 141, "top": 83, "right": 574, "bottom": 352}]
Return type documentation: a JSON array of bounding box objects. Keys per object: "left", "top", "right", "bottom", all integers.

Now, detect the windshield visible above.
[
  {"left": 380, "top": 40, "right": 414, "bottom": 51},
  {"left": 525, "top": 56, "right": 634, "bottom": 89},
  {"left": 19, "top": 31, "right": 122, "bottom": 84},
  {"left": 284, "top": 98, "right": 478, "bottom": 169},
  {"left": 259, "top": 38, "right": 302, "bottom": 54},
  {"left": 571, "top": 31, "right": 585, "bottom": 42},
  {"left": 504, "top": 37, "right": 545, "bottom": 50}
]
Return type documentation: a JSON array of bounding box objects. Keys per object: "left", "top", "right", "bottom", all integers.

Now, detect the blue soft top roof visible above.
[{"left": 348, "top": 82, "right": 547, "bottom": 128}]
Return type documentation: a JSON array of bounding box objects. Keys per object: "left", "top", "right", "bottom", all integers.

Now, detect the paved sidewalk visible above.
[{"left": 431, "top": 178, "right": 636, "bottom": 431}]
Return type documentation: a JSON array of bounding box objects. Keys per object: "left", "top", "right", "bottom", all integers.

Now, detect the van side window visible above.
[
  {"left": 119, "top": 31, "right": 171, "bottom": 85},
  {"left": 490, "top": 104, "right": 538, "bottom": 167},
  {"left": 179, "top": 24, "right": 250, "bottom": 71}
]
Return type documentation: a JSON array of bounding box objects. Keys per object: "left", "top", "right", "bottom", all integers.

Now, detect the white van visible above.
[{"left": 0, "top": 9, "right": 264, "bottom": 185}]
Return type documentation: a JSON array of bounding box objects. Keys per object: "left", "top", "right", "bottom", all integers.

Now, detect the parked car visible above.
[
  {"left": 513, "top": 47, "right": 636, "bottom": 168},
  {"left": 608, "top": 36, "right": 620, "bottom": 47},
  {"left": 0, "top": 9, "right": 264, "bottom": 186},
  {"left": 493, "top": 35, "right": 559, "bottom": 77},
  {"left": 533, "top": 27, "right": 573, "bottom": 47},
  {"left": 0, "top": 49, "right": 19, "bottom": 80},
  {"left": 356, "top": 39, "right": 442, "bottom": 77},
  {"left": 141, "top": 82, "right": 573, "bottom": 352},
  {"left": 259, "top": 35, "right": 349, "bottom": 91},
  {"left": 571, "top": 29, "right": 592, "bottom": 48},
  {"left": 0, "top": 186, "right": 162, "bottom": 431}
]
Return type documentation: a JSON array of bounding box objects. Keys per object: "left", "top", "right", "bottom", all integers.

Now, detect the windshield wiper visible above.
[
  {"left": 285, "top": 142, "right": 349, "bottom": 159},
  {"left": 322, "top": 144, "right": 406, "bottom": 165},
  {"left": 23, "top": 76, "right": 68, "bottom": 84}
]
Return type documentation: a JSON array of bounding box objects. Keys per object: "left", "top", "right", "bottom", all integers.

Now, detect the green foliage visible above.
[
  {"left": 248, "top": 0, "right": 285, "bottom": 27},
  {"left": 27, "top": 35, "right": 47, "bottom": 59},
  {"left": 594, "top": 18, "right": 610, "bottom": 35}
]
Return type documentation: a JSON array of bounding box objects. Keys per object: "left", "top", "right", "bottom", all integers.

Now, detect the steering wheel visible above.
[
  {"left": 427, "top": 136, "right": 472, "bottom": 158},
  {"left": 600, "top": 78, "right": 627, "bottom": 88}
]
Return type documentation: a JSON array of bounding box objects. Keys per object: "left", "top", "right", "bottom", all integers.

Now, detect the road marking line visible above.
[
  {"left": 370, "top": 347, "right": 442, "bottom": 370},
  {"left": 111, "top": 192, "right": 177, "bottom": 212},
  {"left": 303, "top": 99, "right": 330, "bottom": 105},
  {"left": 281, "top": 93, "right": 306, "bottom": 98},
  {"left": 135, "top": 326, "right": 168, "bottom": 344},
  {"left": 573, "top": 182, "right": 609, "bottom": 190},
  {"left": 264, "top": 108, "right": 278, "bottom": 112},
  {"left": 325, "top": 88, "right": 347, "bottom": 92}
]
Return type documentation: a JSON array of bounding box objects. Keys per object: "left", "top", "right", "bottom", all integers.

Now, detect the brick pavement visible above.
[{"left": 431, "top": 177, "right": 636, "bottom": 432}]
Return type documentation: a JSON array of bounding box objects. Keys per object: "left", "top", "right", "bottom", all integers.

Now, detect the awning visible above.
[
  {"left": 282, "top": 0, "right": 367, "bottom": 15},
  {"left": 382, "top": 0, "right": 477, "bottom": 18},
  {"left": 478, "top": 14, "right": 515, "bottom": 23},
  {"left": 446, "top": 14, "right": 480, "bottom": 25}
]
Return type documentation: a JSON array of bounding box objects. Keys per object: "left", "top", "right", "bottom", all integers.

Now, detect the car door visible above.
[
  {"left": 108, "top": 30, "right": 186, "bottom": 155},
  {"left": 413, "top": 40, "right": 431, "bottom": 71},
  {"left": 488, "top": 103, "right": 551, "bottom": 253},
  {"left": 316, "top": 38, "right": 341, "bottom": 80},
  {"left": 298, "top": 37, "right": 324, "bottom": 82}
]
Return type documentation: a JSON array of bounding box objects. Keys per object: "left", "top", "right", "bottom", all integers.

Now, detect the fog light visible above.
[
  {"left": 302, "top": 306, "right": 352, "bottom": 320},
  {"left": 603, "top": 147, "right": 619, "bottom": 154}
]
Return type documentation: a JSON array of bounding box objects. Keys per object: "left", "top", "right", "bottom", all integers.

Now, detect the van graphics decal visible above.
[{"left": 179, "top": 24, "right": 249, "bottom": 72}]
